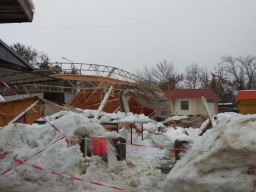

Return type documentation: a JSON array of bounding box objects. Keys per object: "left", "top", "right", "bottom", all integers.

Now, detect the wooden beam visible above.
[
  {"left": 94, "top": 85, "right": 114, "bottom": 119},
  {"left": 78, "top": 68, "right": 116, "bottom": 106},
  {"left": 85, "top": 98, "right": 120, "bottom": 108}
]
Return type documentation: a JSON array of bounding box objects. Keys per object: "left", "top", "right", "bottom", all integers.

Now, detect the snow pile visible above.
[
  {"left": 0, "top": 112, "right": 106, "bottom": 192},
  {"left": 166, "top": 115, "right": 188, "bottom": 121},
  {"left": 0, "top": 111, "right": 165, "bottom": 192},
  {"left": 84, "top": 155, "right": 165, "bottom": 191},
  {"left": 0, "top": 112, "right": 90, "bottom": 191},
  {"left": 2, "top": 110, "right": 254, "bottom": 192},
  {"left": 164, "top": 113, "right": 256, "bottom": 192},
  {"left": 100, "top": 111, "right": 152, "bottom": 123}
]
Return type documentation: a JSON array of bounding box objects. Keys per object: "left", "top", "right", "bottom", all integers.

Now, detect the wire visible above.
[{"left": 0, "top": 0, "right": 254, "bottom": 30}]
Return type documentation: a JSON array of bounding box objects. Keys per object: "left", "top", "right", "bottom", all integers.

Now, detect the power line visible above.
[{"left": 0, "top": 0, "right": 254, "bottom": 30}]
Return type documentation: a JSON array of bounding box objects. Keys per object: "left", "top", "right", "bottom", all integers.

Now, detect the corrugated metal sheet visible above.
[{"left": 0, "top": 67, "right": 56, "bottom": 85}]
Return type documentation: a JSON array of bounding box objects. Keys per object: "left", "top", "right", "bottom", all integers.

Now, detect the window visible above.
[
  {"left": 207, "top": 99, "right": 214, "bottom": 103},
  {"left": 181, "top": 101, "right": 189, "bottom": 110}
]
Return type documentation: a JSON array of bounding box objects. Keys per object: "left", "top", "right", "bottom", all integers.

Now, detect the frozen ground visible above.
[{"left": 0, "top": 111, "right": 255, "bottom": 191}]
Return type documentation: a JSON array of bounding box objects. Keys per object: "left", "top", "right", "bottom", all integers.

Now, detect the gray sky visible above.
[{"left": 1, "top": 0, "right": 256, "bottom": 74}]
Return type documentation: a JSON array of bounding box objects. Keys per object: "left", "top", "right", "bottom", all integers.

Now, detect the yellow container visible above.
[{"left": 239, "top": 100, "right": 256, "bottom": 114}]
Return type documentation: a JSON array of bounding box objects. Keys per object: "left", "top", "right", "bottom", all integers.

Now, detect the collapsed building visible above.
[{"left": 0, "top": 59, "right": 171, "bottom": 127}]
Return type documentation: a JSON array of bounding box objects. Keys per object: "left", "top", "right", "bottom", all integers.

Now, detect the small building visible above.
[
  {"left": 236, "top": 90, "right": 256, "bottom": 114},
  {"left": 218, "top": 103, "right": 236, "bottom": 113},
  {"left": 165, "top": 89, "right": 219, "bottom": 116}
]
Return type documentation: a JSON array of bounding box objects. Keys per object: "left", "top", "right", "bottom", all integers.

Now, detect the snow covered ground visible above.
[
  {"left": 164, "top": 113, "right": 256, "bottom": 192},
  {"left": 0, "top": 111, "right": 255, "bottom": 191}
]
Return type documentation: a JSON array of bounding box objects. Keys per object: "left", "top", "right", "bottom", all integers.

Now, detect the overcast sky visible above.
[{"left": 1, "top": 0, "right": 256, "bottom": 74}]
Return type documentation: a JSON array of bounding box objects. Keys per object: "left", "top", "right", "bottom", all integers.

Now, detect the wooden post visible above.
[
  {"left": 84, "top": 138, "right": 87, "bottom": 157},
  {"left": 201, "top": 96, "right": 212, "bottom": 119},
  {"left": 94, "top": 85, "right": 114, "bottom": 120},
  {"left": 130, "top": 124, "right": 133, "bottom": 144},
  {"left": 141, "top": 123, "right": 144, "bottom": 140}
]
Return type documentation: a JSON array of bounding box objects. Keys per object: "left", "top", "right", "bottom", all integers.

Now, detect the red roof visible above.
[
  {"left": 165, "top": 89, "right": 219, "bottom": 99},
  {"left": 236, "top": 90, "right": 256, "bottom": 101}
]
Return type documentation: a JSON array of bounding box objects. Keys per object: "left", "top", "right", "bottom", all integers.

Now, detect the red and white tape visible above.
[
  {"left": 0, "top": 153, "right": 125, "bottom": 191},
  {"left": 33, "top": 109, "right": 71, "bottom": 146},
  {"left": 0, "top": 136, "right": 65, "bottom": 176}
]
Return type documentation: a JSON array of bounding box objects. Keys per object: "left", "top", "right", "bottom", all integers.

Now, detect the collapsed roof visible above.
[
  {"left": 1, "top": 62, "right": 171, "bottom": 117},
  {"left": 66, "top": 85, "right": 171, "bottom": 116},
  {"left": 49, "top": 64, "right": 171, "bottom": 116}
]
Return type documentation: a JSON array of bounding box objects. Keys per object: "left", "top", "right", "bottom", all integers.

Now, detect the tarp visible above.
[{"left": 128, "top": 85, "right": 171, "bottom": 115}]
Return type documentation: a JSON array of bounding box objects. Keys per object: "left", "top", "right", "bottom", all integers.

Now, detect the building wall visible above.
[
  {"left": 238, "top": 99, "right": 256, "bottom": 114},
  {"left": 0, "top": 97, "right": 41, "bottom": 127},
  {"left": 171, "top": 98, "right": 218, "bottom": 116}
]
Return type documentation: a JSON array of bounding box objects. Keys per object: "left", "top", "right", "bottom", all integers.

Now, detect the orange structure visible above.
[
  {"left": 0, "top": 96, "right": 41, "bottom": 127},
  {"left": 66, "top": 87, "right": 154, "bottom": 116},
  {"left": 236, "top": 90, "right": 256, "bottom": 114},
  {"left": 52, "top": 69, "right": 171, "bottom": 116}
]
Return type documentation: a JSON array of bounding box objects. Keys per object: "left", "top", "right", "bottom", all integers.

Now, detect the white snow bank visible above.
[
  {"left": 166, "top": 115, "right": 188, "bottom": 121},
  {"left": 164, "top": 113, "right": 256, "bottom": 192},
  {"left": 0, "top": 111, "right": 165, "bottom": 192},
  {"left": 99, "top": 111, "right": 152, "bottom": 123},
  {"left": 0, "top": 112, "right": 91, "bottom": 191}
]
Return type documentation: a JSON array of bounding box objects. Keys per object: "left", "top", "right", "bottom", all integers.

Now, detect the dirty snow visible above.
[
  {"left": 0, "top": 111, "right": 255, "bottom": 192},
  {"left": 164, "top": 113, "right": 256, "bottom": 192}
]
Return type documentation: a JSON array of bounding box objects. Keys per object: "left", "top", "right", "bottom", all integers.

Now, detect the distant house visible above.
[
  {"left": 218, "top": 103, "right": 236, "bottom": 113},
  {"left": 165, "top": 89, "right": 219, "bottom": 116},
  {"left": 236, "top": 90, "right": 256, "bottom": 114}
]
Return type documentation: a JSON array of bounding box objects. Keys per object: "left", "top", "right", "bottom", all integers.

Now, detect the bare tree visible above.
[
  {"left": 199, "top": 67, "right": 211, "bottom": 88},
  {"left": 137, "top": 59, "right": 183, "bottom": 90},
  {"left": 153, "top": 60, "right": 184, "bottom": 90},
  {"left": 136, "top": 66, "right": 155, "bottom": 83},
  {"left": 151, "top": 60, "right": 175, "bottom": 82},
  {"left": 136, "top": 66, "right": 159, "bottom": 89},
  {"left": 184, "top": 63, "right": 201, "bottom": 88},
  {"left": 210, "top": 64, "right": 234, "bottom": 102},
  {"left": 236, "top": 55, "right": 256, "bottom": 90},
  {"left": 220, "top": 55, "right": 256, "bottom": 90},
  {"left": 159, "top": 74, "right": 183, "bottom": 91}
]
